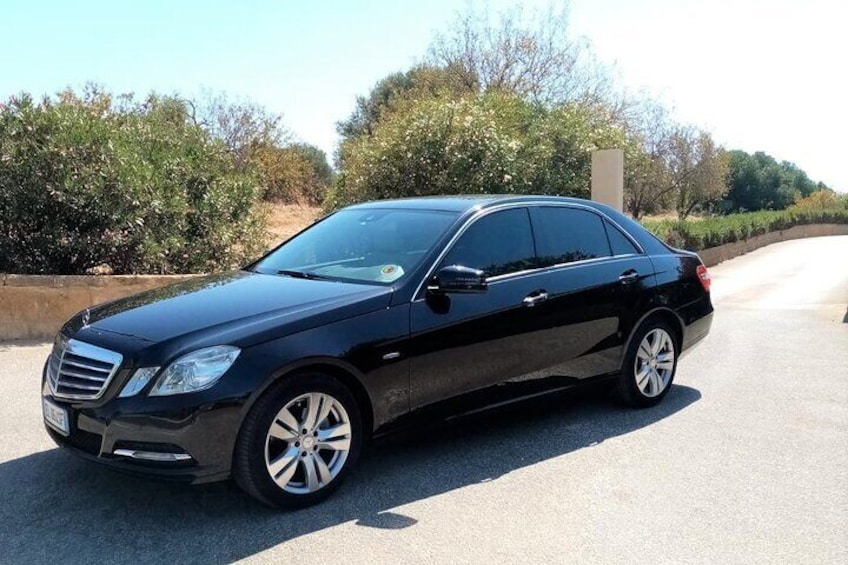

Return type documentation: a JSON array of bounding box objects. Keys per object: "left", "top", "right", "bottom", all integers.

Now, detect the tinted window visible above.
[
  {"left": 253, "top": 209, "right": 458, "bottom": 285},
  {"left": 440, "top": 208, "right": 535, "bottom": 277},
  {"left": 605, "top": 220, "right": 640, "bottom": 256},
  {"left": 531, "top": 207, "right": 611, "bottom": 267}
]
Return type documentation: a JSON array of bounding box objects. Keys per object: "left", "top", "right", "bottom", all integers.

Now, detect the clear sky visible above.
[{"left": 1, "top": 0, "right": 845, "bottom": 189}]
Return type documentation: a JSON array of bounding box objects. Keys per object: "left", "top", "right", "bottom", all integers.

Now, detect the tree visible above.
[
  {"left": 789, "top": 188, "right": 847, "bottom": 211},
  {"left": 198, "top": 92, "right": 334, "bottom": 204},
  {"left": 618, "top": 100, "right": 732, "bottom": 220},
  {"left": 255, "top": 143, "right": 333, "bottom": 205},
  {"left": 0, "top": 88, "right": 265, "bottom": 274},
  {"left": 668, "top": 129, "right": 729, "bottom": 218},
  {"left": 724, "top": 150, "right": 821, "bottom": 212},
  {"left": 778, "top": 160, "right": 818, "bottom": 199},
  {"left": 327, "top": 93, "right": 627, "bottom": 209},
  {"left": 336, "top": 63, "right": 477, "bottom": 147},
  {"left": 336, "top": 71, "right": 413, "bottom": 143},
  {"left": 427, "top": 3, "right": 612, "bottom": 105},
  {"left": 196, "top": 91, "right": 290, "bottom": 171},
  {"left": 527, "top": 101, "right": 629, "bottom": 200},
  {"left": 621, "top": 101, "right": 676, "bottom": 219},
  {"left": 289, "top": 143, "right": 334, "bottom": 187}
]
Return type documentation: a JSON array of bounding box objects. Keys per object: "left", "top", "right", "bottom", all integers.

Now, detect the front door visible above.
[{"left": 407, "top": 207, "right": 547, "bottom": 410}]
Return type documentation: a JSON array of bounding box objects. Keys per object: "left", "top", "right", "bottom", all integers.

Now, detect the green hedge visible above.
[
  {"left": 642, "top": 208, "right": 848, "bottom": 251},
  {"left": 0, "top": 93, "right": 265, "bottom": 275}
]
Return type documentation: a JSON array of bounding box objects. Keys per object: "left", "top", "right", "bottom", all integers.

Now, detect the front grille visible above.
[{"left": 47, "top": 336, "right": 123, "bottom": 400}]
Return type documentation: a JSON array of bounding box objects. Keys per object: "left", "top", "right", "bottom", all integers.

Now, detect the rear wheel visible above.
[
  {"left": 617, "top": 320, "right": 678, "bottom": 407},
  {"left": 234, "top": 373, "right": 363, "bottom": 508}
]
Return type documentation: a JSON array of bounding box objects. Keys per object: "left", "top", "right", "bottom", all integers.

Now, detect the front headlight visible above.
[{"left": 149, "top": 346, "right": 241, "bottom": 397}]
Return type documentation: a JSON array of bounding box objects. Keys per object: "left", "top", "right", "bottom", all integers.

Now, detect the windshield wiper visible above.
[{"left": 276, "top": 269, "right": 332, "bottom": 281}]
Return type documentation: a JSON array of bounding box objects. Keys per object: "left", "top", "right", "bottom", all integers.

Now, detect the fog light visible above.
[{"left": 113, "top": 449, "right": 191, "bottom": 462}]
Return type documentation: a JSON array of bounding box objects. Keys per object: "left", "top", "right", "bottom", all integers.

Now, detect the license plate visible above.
[{"left": 43, "top": 398, "right": 70, "bottom": 436}]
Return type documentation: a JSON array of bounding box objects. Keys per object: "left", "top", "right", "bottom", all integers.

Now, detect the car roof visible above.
[
  {"left": 344, "top": 195, "right": 602, "bottom": 214},
  {"left": 343, "top": 194, "right": 673, "bottom": 256}
]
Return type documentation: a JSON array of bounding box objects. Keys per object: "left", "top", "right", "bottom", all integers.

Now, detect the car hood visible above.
[{"left": 66, "top": 271, "right": 393, "bottom": 347}]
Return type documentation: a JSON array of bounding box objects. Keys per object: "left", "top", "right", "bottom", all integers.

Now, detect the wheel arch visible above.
[
  {"left": 240, "top": 357, "right": 376, "bottom": 439},
  {"left": 619, "top": 307, "right": 685, "bottom": 371}
]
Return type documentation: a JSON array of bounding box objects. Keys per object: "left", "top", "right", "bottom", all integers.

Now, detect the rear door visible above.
[{"left": 526, "top": 206, "right": 654, "bottom": 378}]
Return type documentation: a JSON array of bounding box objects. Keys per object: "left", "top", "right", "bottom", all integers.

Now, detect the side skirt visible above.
[{"left": 372, "top": 373, "right": 619, "bottom": 442}]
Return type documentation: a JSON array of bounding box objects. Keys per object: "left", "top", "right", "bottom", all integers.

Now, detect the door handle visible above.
[
  {"left": 618, "top": 270, "right": 639, "bottom": 284},
  {"left": 522, "top": 290, "right": 549, "bottom": 307}
]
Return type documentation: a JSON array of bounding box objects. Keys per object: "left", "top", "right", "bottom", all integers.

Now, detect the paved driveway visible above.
[{"left": 1, "top": 236, "right": 846, "bottom": 564}]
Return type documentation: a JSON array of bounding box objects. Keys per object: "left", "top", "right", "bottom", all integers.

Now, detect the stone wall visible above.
[
  {"left": 0, "top": 275, "right": 197, "bottom": 341},
  {"left": 697, "top": 224, "right": 848, "bottom": 267},
  {"left": 2, "top": 224, "right": 846, "bottom": 341}
]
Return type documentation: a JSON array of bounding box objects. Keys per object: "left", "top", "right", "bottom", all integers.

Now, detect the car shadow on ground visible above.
[{"left": 0, "top": 384, "right": 700, "bottom": 563}]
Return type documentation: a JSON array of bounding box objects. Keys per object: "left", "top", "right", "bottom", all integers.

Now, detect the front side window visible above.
[
  {"left": 440, "top": 208, "right": 536, "bottom": 277},
  {"left": 531, "top": 207, "right": 612, "bottom": 268},
  {"left": 253, "top": 208, "right": 458, "bottom": 285}
]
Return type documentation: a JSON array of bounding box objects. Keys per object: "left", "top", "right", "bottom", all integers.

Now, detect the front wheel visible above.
[
  {"left": 617, "top": 321, "right": 678, "bottom": 407},
  {"left": 234, "top": 373, "right": 363, "bottom": 508}
]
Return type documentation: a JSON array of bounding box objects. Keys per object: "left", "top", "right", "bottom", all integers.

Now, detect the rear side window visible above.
[
  {"left": 530, "top": 207, "right": 612, "bottom": 267},
  {"left": 440, "top": 208, "right": 535, "bottom": 277},
  {"left": 604, "top": 220, "right": 641, "bottom": 256}
]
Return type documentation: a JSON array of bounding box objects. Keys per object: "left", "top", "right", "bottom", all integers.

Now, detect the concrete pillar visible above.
[{"left": 591, "top": 149, "right": 624, "bottom": 212}]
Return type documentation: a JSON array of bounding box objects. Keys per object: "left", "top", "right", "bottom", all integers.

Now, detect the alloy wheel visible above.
[
  {"left": 264, "top": 392, "right": 352, "bottom": 494},
  {"left": 633, "top": 328, "right": 675, "bottom": 398}
]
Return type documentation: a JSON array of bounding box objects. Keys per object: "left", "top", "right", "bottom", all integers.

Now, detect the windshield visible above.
[{"left": 252, "top": 208, "right": 459, "bottom": 285}]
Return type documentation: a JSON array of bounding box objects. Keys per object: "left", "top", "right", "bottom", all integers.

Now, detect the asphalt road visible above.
[{"left": 1, "top": 236, "right": 846, "bottom": 565}]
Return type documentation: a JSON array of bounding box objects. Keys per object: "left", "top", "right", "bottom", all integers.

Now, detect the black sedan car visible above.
[{"left": 42, "top": 195, "right": 713, "bottom": 508}]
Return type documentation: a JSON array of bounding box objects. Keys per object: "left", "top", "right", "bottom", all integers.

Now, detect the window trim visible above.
[
  {"left": 487, "top": 253, "right": 642, "bottom": 283},
  {"left": 412, "top": 201, "right": 646, "bottom": 301}
]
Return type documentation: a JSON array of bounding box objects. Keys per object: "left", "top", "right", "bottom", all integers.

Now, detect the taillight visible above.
[{"left": 696, "top": 264, "right": 711, "bottom": 292}]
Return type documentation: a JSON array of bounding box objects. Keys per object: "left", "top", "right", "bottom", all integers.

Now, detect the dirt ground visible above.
[{"left": 264, "top": 203, "right": 323, "bottom": 248}]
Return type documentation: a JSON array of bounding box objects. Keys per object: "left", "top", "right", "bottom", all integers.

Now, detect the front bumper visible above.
[{"left": 42, "top": 388, "right": 242, "bottom": 484}]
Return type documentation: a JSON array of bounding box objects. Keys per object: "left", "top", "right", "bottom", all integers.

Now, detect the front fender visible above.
[{"left": 233, "top": 304, "right": 411, "bottom": 435}]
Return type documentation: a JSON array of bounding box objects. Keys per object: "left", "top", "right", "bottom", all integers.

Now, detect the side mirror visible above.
[{"left": 428, "top": 265, "right": 487, "bottom": 294}]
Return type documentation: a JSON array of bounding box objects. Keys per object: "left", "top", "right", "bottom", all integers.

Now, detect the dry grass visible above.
[
  {"left": 642, "top": 212, "right": 707, "bottom": 222},
  {"left": 262, "top": 203, "right": 324, "bottom": 248},
  {"left": 642, "top": 211, "right": 680, "bottom": 222}
]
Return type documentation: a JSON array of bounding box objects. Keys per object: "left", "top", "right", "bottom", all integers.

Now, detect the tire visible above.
[
  {"left": 616, "top": 319, "right": 679, "bottom": 408},
  {"left": 233, "top": 373, "right": 363, "bottom": 509}
]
